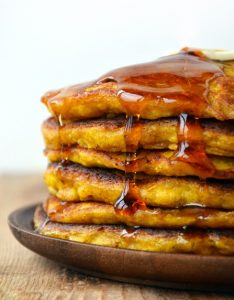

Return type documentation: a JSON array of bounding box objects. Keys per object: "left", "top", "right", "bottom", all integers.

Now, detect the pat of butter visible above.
[
  {"left": 169, "top": 49, "right": 234, "bottom": 61},
  {"left": 200, "top": 49, "right": 234, "bottom": 61}
]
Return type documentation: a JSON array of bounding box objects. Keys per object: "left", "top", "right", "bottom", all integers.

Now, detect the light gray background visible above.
[{"left": 1, "top": 0, "right": 234, "bottom": 172}]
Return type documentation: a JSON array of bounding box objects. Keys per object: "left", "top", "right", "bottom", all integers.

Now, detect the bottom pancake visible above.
[
  {"left": 44, "top": 197, "right": 234, "bottom": 229},
  {"left": 34, "top": 205, "right": 234, "bottom": 255}
]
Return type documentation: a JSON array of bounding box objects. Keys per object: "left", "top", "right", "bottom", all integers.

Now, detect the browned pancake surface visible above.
[
  {"left": 41, "top": 52, "right": 234, "bottom": 121},
  {"left": 44, "top": 162, "right": 234, "bottom": 209},
  {"left": 45, "top": 147, "right": 234, "bottom": 179},
  {"left": 34, "top": 205, "right": 234, "bottom": 255},
  {"left": 42, "top": 117, "right": 234, "bottom": 156},
  {"left": 43, "top": 197, "right": 234, "bottom": 229}
]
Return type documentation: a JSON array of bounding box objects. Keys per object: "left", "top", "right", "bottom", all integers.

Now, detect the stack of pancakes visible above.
[{"left": 34, "top": 48, "right": 234, "bottom": 255}]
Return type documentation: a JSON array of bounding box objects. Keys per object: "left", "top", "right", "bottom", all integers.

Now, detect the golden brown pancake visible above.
[
  {"left": 41, "top": 51, "right": 234, "bottom": 121},
  {"left": 45, "top": 147, "right": 234, "bottom": 179},
  {"left": 44, "top": 197, "right": 234, "bottom": 229},
  {"left": 34, "top": 205, "right": 234, "bottom": 255},
  {"left": 42, "top": 117, "right": 234, "bottom": 156},
  {"left": 44, "top": 162, "right": 234, "bottom": 209}
]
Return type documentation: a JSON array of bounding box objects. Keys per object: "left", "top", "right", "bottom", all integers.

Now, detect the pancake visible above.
[
  {"left": 34, "top": 205, "right": 234, "bottom": 255},
  {"left": 44, "top": 197, "right": 234, "bottom": 229},
  {"left": 45, "top": 147, "right": 234, "bottom": 179},
  {"left": 41, "top": 51, "right": 234, "bottom": 121},
  {"left": 42, "top": 117, "right": 234, "bottom": 156},
  {"left": 44, "top": 162, "right": 234, "bottom": 209}
]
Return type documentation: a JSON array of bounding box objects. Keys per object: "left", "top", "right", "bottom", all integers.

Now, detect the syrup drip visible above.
[
  {"left": 114, "top": 116, "right": 145, "bottom": 215},
  {"left": 172, "top": 113, "right": 215, "bottom": 179}
]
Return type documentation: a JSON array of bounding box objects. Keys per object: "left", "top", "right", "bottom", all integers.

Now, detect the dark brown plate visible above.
[{"left": 8, "top": 204, "right": 234, "bottom": 292}]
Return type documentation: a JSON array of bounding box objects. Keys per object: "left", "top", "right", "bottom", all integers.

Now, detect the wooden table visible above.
[{"left": 1, "top": 175, "right": 234, "bottom": 300}]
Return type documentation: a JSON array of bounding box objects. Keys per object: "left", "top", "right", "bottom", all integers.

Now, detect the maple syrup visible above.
[
  {"left": 114, "top": 116, "right": 145, "bottom": 215},
  {"left": 172, "top": 113, "right": 216, "bottom": 179},
  {"left": 111, "top": 49, "right": 223, "bottom": 214},
  {"left": 44, "top": 49, "right": 227, "bottom": 215}
]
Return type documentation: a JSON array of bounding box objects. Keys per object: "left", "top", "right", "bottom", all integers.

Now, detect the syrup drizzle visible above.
[
  {"left": 114, "top": 116, "right": 145, "bottom": 215},
  {"left": 111, "top": 49, "right": 222, "bottom": 214},
  {"left": 172, "top": 113, "right": 215, "bottom": 179},
  {"left": 43, "top": 48, "right": 225, "bottom": 120}
]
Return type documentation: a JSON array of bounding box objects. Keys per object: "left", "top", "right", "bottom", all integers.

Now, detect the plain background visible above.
[{"left": 1, "top": 0, "right": 234, "bottom": 173}]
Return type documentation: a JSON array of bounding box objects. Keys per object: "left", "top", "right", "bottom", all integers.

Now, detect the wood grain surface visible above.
[{"left": 1, "top": 175, "right": 234, "bottom": 300}]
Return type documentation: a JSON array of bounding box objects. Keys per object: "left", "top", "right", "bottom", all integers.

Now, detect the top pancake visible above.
[{"left": 41, "top": 50, "right": 234, "bottom": 121}]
